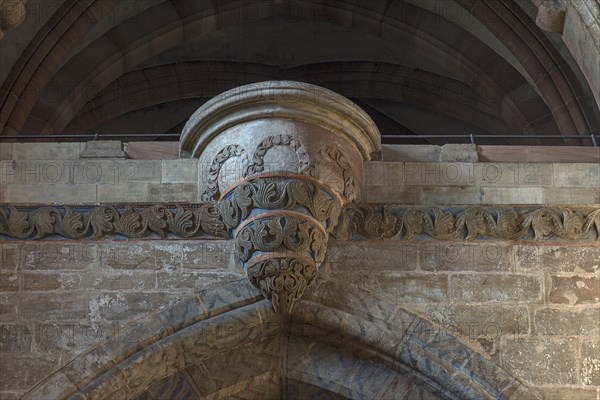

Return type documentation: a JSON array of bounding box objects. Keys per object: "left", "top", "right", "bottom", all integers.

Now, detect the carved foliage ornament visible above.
[
  {"left": 200, "top": 140, "right": 357, "bottom": 203},
  {"left": 246, "top": 256, "right": 317, "bottom": 314},
  {"left": 236, "top": 215, "right": 327, "bottom": 264},
  {"left": 0, "top": 205, "right": 226, "bottom": 239},
  {"left": 336, "top": 206, "right": 600, "bottom": 241},
  {"left": 220, "top": 178, "right": 342, "bottom": 232},
  {"left": 305, "top": 147, "right": 357, "bottom": 202},
  {"left": 2, "top": 206, "right": 599, "bottom": 241},
  {"left": 201, "top": 144, "right": 244, "bottom": 201}
]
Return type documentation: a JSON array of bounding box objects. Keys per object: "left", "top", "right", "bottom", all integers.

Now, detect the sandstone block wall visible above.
[{"left": 0, "top": 142, "right": 598, "bottom": 399}]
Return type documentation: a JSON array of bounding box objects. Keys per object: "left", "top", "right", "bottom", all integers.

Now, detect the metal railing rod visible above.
[{"left": 0, "top": 133, "right": 597, "bottom": 146}]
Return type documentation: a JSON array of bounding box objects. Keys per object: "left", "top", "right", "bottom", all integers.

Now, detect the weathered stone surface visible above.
[
  {"left": 553, "top": 163, "right": 600, "bottom": 187},
  {"left": 366, "top": 162, "right": 554, "bottom": 188},
  {"left": 474, "top": 163, "right": 553, "bottom": 187},
  {"left": 12, "top": 143, "right": 82, "bottom": 160},
  {"left": 421, "top": 304, "right": 530, "bottom": 342},
  {"left": 548, "top": 276, "right": 600, "bottom": 305},
  {"left": 156, "top": 271, "right": 227, "bottom": 289},
  {"left": 97, "top": 183, "right": 149, "bottom": 203},
  {"left": 80, "top": 141, "right": 126, "bottom": 159},
  {"left": 102, "top": 242, "right": 181, "bottom": 271},
  {"left": 536, "top": 0, "right": 566, "bottom": 32},
  {"left": 534, "top": 307, "right": 600, "bottom": 336},
  {"left": 0, "top": 143, "right": 11, "bottom": 160},
  {"left": 0, "top": 324, "right": 32, "bottom": 353},
  {"left": 381, "top": 145, "right": 441, "bottom": 162},
  {"left": 89, "top": 292, "right": 183, "bottom": 321},
  {"left": 420, "top": 242, "right": 512, "bottom": 272},
  {"left": 148, "top": 183, "right": 197, "bottom": 202},
  {"left": 326, "top": 241, "right": 418, "bottom": 271},
  {"left": 516, "top": 245, "right": 600, "bottom": 273},
  {"left": 363, "top": 161, "right": 404, "bottom": 186},
  {"left": 502, "top": 336, "right": 578, "bottom": 385},
  {"left": 162, "top": 159, "right": 198, "bottom": 183},
  {"left": 0, "top": 391, "right": 23, "bottom": 400},
  {"left": 450, "top": 274, "right": 542, "bottom": 303},
  {"left": 22, "top": 272, "right": 61, "bottom": 290},
  {"left": 21, "top": 242, "right": 103, "bottom": 271},
  {"left": 581, "top": 339, "right": 600, "bottom": 385},
  {"left": 440, "top": 144, "right": 478, "bottom": 162},
  {"left": 0, "top": 272, "right": 18, "bottom": 291},
  {"left": 61, "top": 272, "right": 156, "bottom": 291},
  {"left": 4, "top": 183, "right": 96, "bottom": 203},
  {"left": 481, "top": 187, "right": 544, "bottom": 204},
  {"left": 0, "top": 243, "right": 19, "bottom": 271},
  {"left": 543, "top": 187, "right": 600, "bottom": 205},
  {"left": 0, "top": 355, "right": 58, "bottom": 391},
  {"left": 362, "top": 185, "right": 420, "bottom": 204},
  {"left": 18, "top": 370, "right": 78, "bottom": 400},
  {"left": 421, "top": 186, "right": 482, "bottom": 204},
  {"left": 337, "top": 272, "right": 448, "bottom": 303},
  {"left": 21, "top": 293, "right": 90, "bottom": 322},
  {"left": 34, "top": 323, "right": 111, "bottom": 355},
  {"left": 181, "top": 241, "right": 234, "bottom": 270},
  {"left": 538, "top": 387, "right": 599, "bottom": 400},
  {"left": 0, "top": 293, "right": 17, "bottom": 322},
  {"left": 403, "top": 162, "right": 476, "bottom": 186},
  {"left": 0, "top": 160, "right": 160, "bottom": 185}
]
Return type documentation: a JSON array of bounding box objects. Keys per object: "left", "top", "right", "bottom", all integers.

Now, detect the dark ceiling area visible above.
[{"left": 0, "top": 0, "right": 599, "bottom": 146}]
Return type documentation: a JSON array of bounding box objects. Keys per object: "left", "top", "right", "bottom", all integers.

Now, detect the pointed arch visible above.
[{"left": 21, "top": 279, "right": 540, "bottom": 400}]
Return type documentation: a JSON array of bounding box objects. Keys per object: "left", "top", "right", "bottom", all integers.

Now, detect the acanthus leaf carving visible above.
[
  {"left": 235, "top": 215, "right": 327, "bottom": 264},
  {"left": 1, "top": 205, "right": 598, "bottom": 241},
  {"left": 305, "top": 146, "right": 358, "bottom": 202},
  {"left": 340, "top": 206, "right": 600, "bottom": 241},
  {"left": 246, "top": 256, "right": 318, "bottom": 314}
]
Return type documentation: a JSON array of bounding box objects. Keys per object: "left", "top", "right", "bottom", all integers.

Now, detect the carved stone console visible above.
[{"left": 180, "top": 81, "right": 381, "bottom": 312}]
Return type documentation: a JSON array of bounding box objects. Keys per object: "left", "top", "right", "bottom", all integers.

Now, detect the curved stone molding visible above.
[
  {"left": 18, "top": 280, "right": 542, "bottom": 400},
  {"left": 179, "top": 80, "right": 381, "bottom": 160}
]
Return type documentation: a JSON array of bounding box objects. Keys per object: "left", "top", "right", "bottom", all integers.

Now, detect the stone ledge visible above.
[{"left": 80, "top": 141, "right": 126, "bottom": 159}]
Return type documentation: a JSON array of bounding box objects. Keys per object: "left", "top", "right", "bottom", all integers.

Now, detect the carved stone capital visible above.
[{"left": 181, "top": 81, "right": 381, "bottom": 312}]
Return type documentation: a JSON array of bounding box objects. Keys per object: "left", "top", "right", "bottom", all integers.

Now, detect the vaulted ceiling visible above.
[{"left": 0, "top": 0, "right": 599, "bottom": 145}]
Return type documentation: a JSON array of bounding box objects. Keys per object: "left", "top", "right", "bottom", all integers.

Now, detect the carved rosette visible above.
[{"left": 180, "top": 81, "right": 381, "bottom": 312}]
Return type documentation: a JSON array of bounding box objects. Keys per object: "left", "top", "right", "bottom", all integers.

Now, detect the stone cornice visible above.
[{"left": 2, "top": 204, "right": 598, "bottom": 242}]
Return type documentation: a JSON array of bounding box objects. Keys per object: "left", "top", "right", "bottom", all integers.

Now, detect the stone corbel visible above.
[{"left": 180, "top": 81, "right": 381, "bottom": 312}]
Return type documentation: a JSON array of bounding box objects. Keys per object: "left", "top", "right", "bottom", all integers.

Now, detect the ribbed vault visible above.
[
  {"left": 0, "top": 0, "right": 598, "bottom": 145},
  {"left": 21, "top": 280, "right": 540, "bottom": 400}
]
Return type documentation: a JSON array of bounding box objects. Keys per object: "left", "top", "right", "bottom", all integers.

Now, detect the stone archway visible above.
[{"left": 20, "top": 279, "right": 539, "bottom": 399}]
